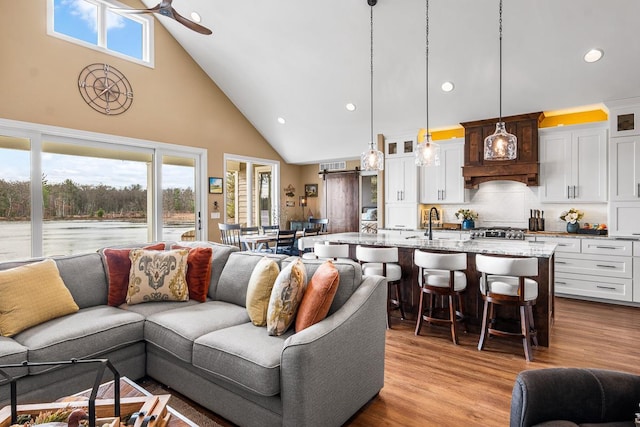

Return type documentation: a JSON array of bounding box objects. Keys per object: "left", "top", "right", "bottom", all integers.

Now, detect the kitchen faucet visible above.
[{"left": 425, "top": 207, "right": 440, "bottom": 241}]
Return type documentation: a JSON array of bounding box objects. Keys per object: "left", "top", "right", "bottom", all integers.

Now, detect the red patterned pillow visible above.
[
  {"left": 102, "top": 243, "right": 165, "bottom": 306},
  {"left": 171, "top": 245, "right": 213, "bottom": 302},
  {"left": 295, "top": 260, "right": 340, "bottom": 332}
]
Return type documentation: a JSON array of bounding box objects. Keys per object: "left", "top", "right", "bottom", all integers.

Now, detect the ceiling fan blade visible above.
[
  {"left": 115, "top": 4, "right": 161, "bottom": 14},
  {"left": 171, "top": 8, "right": 213, "bottom": 35}
]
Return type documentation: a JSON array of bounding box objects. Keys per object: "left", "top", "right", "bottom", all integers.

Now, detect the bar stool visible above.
[
  {"left": 414, "top": 250, "right": 467, "bottom": 345},
  {"left": 304, "top": 242, "right": 350, "bottom": 260},
  {"left": 356, "top": 245, "right": 405, "bottom": 328},
  {"left": 475, "top": 254, "right": 539, "bottom": 361}
]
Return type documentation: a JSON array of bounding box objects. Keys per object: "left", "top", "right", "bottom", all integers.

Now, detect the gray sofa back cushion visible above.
[{"left": 216, "top": 252, "right": 288, "bottom": 306}]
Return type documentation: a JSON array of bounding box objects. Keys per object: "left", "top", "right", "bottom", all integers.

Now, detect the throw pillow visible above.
[
  {"left": 295, "top": 260, "right": 340, "bottom": 332},
  {"left": 246, "top": 257, "right": 280, "bottom": 326},
  {"left": 0, "top": 259, "right": 79, "bottom": 337},
  {"left": 171, "top": 245, "right": 214, "bottom": 302},
  {"left": 102, "top": 243, "right": 165, "bottom": 306},
  {"left": 266, "top": 258, "right": 307, "bottom": 336},
  {"left": 127, "top": 248, "right": 190, "bottom": 305}
]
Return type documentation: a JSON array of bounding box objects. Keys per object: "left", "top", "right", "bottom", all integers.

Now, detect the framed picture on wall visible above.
[
  {"left": 304, "top": 184, "right": 318, "bottom": 198},
  {"left": 209, "top": 177, "right": 223, "bottom": 194}
]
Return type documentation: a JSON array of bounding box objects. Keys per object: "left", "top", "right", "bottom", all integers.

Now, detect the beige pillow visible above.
[
  {"left": 127, "top": 248, "right": 190, "bottom": 305},
  {"left": 0, "top": 259, "right": 79, "bottom": 337},
  {"left": 246, "top": 257, "right": 280, "bottom": 326},
  {"left": 267, "top": 258, "right": 307, "bottom": 336}
]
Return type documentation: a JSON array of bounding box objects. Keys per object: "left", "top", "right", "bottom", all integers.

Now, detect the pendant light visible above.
[
  {"left": 483, "top": 0, "right": 517, "bottom": 161},
  {"left": 415, "top": 0, "right": 440, "bottom": 167},
  {"left": 361, "top": 0, "right": 384, "bottom": 171}
]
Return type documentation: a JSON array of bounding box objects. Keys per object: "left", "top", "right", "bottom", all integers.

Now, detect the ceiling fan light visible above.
[
  {"left": 415, "top": 134, "right": 440, "bottom": 167},
  {"left": 484, "top": 122, "right": 517, "bottom": 160},
  {"left": 361, "top": 141, "right": 384, "bottom": 171},
  {"left": 190, "top": 11, "right": 202, "bottom": 23}
]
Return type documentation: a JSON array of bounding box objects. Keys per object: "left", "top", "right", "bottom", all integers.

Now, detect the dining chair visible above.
[
  {"left": 299, "top": 227, "right": 322, "bottom": 258},
  {"left": 272, "top": 229, "right": 297, "bottom": 255},
  {"left": 240, "top": 226, "right": 259, "bottom": 235},
  {"left": 218, "top": 223, "right": 242, "bottom": 250},
  {"left": 308, "top": 218, "right": 329, "bottom": 233}
]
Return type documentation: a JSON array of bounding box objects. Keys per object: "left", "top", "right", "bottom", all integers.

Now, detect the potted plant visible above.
[
  {"left": 455, "top": 209, "right": 478, "bottom": 230},
  {"left": 560, "top": 208, "right": 584, "bottom": 233}
]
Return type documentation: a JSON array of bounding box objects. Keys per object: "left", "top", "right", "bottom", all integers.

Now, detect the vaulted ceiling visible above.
[{"left": 145, "top": 0, "right": 640, "bottom": 164}]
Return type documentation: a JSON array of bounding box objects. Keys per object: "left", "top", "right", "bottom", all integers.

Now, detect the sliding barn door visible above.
[{"left": 325, "top": 172, "right": 359, "bottom": 233}]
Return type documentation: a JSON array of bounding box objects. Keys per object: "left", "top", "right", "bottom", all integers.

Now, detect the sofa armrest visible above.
[
  {"left": 280, "top": 275, "right": 387, "bottom": 427},
  {"left": 510, "top": 368, "right": 640, "bottom": 427}
]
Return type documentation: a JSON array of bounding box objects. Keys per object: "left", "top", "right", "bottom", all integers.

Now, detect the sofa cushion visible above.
[
  {"left": 144, "top": 301, "right": 250, "bottom": 363},
  {"left": 119, "top": 299, "right": 202, "bottom": 317},
  {"left": 127, "top": 248, "right": 190, "bottom": 304},
  {"left": 193, "top": 322, "right": 293, "bottom": 396},
  {"left": 0, "top": 259, "right": 79, "bottom": 337},
  {"left": 267, "top": 258, "right": 307, "bottom": 336},
  {"left": 217, "top": 252, "right": 287, "bottom": 306},
  {"left": 295, "top": 260, "right": 340, "bottom": 332},
  {"left": 171, "top": 245, "right": 213, "bottom": 302},
  {"left": 246, "top": 257, "right": 280, "bottom": 326},
  {"left": 0, "top": 337, "right": 28, "bottom": 379},
  {"left": 12, "top": 305, "right": 145, "bottom": 375},
  {"left": 53, "top": 253, "right": 109, "bottom": 308},
  {"left": 101, "top": 243, "right": 166, "bottom": 306}
]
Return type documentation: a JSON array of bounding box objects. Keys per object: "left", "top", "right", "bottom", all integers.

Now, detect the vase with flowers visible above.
[
  {"left": 560, "top": 208, "right": 584, "bottom": 233},
  {"left": 455, "top": 208, "right": 478, "bottom": 230}
]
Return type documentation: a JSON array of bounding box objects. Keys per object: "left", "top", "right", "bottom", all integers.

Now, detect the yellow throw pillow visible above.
[
  {"left": 127, "top": 248, "right": 190, "bottom": 305},
  {"left": 246, "top": 257, "right": 280, "bottom": 326},
  {"left": 0, "top": 259, "right": 79, "bottom": 337},
  {"left": 267, "top": 258, "right": 307, "bottom": 336}
]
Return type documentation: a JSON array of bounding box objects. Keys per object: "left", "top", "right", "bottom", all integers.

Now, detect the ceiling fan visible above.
[{"left": 118, "top": 0, "right": 212, "bottom": 35}]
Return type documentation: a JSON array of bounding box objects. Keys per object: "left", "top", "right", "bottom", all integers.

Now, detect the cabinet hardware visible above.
[
  {"left": 595, "top": 246, "right": 618, "bottom": 250},
  {"left": 638, "top": 183, "right": 639, "bottom": 197},
  {"left": 596, "top": 285, "right": 617, "bottom": 291},
  {"left": 574, "top": 185, "right": 578, "bottom": 198},
  {"left": 555, "top": 261, "right": 567, "bottom": 264},
  {"left": 567, "top": 186, "right": 570, "bottom": 199},
  {"left": 595, "top": 264, "right": 617, "bottom": 269},
  {"left": 557, "top": 243, "right": 569, "bottom": 246},
  {"left": 556, "top": 281, "right": 567, "bottom": 285}
]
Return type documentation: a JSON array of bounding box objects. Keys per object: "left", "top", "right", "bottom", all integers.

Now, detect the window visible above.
[{"left": 48, "top": 0, "right": 153, "bottom": 66}]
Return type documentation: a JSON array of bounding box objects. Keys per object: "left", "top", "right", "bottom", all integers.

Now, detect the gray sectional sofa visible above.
[{"left": 0, "top": 241, "right": 387, "bottom": 427}]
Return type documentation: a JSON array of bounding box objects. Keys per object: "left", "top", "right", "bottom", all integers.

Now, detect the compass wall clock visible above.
[{"left": 78, "top": 63, "right": 133, "bottom": 115}]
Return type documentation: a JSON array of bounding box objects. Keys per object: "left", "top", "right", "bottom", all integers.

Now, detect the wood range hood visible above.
[{"left": 460, "top": 112, "right": 544, "bottom": 189}]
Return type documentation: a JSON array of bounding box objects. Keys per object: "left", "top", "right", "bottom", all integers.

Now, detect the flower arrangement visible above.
[
  {"left": 559, "top": 208, "right": 584, "bottom": 224},
  {"left": 455, "top": 208, "right": 478, "bottom": 221}
]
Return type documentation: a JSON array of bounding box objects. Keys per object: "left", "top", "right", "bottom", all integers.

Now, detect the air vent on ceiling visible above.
[{"left": 319, "top": 161, "right": 346, "bottom": 171}]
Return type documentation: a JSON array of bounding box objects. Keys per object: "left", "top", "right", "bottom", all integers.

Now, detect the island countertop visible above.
[{"left": 300, "top": 232, "right": 557, "bottom": 258}]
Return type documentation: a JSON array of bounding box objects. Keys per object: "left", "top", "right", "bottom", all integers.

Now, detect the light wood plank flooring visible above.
[{"left": 346, "top": 297, "right": 640, "bottom": 426}]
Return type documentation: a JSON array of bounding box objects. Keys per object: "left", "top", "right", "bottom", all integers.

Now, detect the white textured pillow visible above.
[
  {"left": 266, "top": 258, "right": 307, "bottom": 336},
  {"left": 127, "top": 248, "right": 190, "bottom": 305}
]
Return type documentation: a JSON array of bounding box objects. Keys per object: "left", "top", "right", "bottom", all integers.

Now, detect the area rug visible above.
[{"left": 137, "top": 377, "right": 230, "bottom": 427}]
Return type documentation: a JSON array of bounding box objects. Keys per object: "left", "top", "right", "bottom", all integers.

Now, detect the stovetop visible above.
[{"left": 469, "top": 227, "right": 527, "bottom": 240}]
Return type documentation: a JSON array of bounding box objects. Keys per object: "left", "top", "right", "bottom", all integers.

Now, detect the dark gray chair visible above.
[{"left": 510, "top": 368, "right": 640, "bottom": 427}]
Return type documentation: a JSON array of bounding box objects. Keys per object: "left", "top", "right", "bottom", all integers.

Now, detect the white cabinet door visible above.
[
  {"left": 634, "top": 257, "right": 640, "bottom": 302},
  {"left": 609, "top": 136, "right": 640, "bottom": 201},
  {"left": 385, "top": 156, "right": 417, "bottom": 204},
  {"left": 419, "top": 139, "right": 464, "bottom": 204},
  {"left": 608, "top": 202, "right": 640, "bottom": 237},
  {"left": 385, "top": 204, "right": 418, "bottom": 229},
  {"left": 539, "top": 125, "right": 607, "bottom": 202}
]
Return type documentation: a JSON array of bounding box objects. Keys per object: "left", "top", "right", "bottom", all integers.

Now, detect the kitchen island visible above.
[{"left": 300, "top": 232, "right": 557, "bottom": 346}]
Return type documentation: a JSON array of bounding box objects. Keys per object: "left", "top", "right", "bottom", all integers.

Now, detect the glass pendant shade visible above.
[
  {"left": 361, "top": 141, "right": 384, "bottom": 171},
  {"left": 415, "top": 132, "right": 440, "bottom": 166},
  {"left": 484, "top": 122, "right": 517, "bottom": 160}
]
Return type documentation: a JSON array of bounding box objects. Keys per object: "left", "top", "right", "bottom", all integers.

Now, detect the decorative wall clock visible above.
[{"left": 78, "top": 63, "right": 133, "bottom": 115}]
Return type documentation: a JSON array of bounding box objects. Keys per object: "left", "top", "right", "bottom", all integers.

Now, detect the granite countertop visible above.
[{"left": 300, "top": 232, "right": 557, "bottom": 258}]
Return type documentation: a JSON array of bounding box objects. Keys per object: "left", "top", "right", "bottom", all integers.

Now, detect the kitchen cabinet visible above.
[
  {"left": 538, "top": 124, "right": 607, "bottom": 203},
  {"left": 419, "top": 139, "right": 465, "bottom": 204},
  {"left": 384, "top": 134, "right": 419, "bottom": 229},
  {"left": 634, "top": 241, "right": 640, "bottom": 303},
  {"left": 609, "top": 136, "right": 640, "bottom": 201}
]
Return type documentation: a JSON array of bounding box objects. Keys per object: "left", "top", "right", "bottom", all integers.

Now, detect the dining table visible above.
[{"left": 240, "top": 230, "right": 309, "bottom": 252}]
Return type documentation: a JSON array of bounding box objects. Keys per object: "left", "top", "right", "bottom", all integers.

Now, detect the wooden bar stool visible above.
[
  {"left": 414, "top": 250, "right": 468, "bottom": 345},
  {"left": 475, "top": 254, "right": 539, "bottom": 361},
  {"left": 356, "top": 245, "right": 405, "bottom": 328}
]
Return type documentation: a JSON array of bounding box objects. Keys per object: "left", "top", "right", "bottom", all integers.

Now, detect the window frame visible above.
[{"left": 47, "top": 0, "right": 155, "bottom": 67}]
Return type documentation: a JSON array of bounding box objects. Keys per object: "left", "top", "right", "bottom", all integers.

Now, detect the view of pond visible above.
[{"left": 0, "top": 220, "right": 194, "bottom": 261}]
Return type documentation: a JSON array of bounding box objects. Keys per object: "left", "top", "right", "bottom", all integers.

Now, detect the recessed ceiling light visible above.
[
  {"left": 346, "top": 103, "right": 357, "bottom": 111},
  {"left": 584, "top": 48, "right": 603, "bottom": 63},
  {"left": 441, "top": 81, "right": 455, "bottom": 92},
  {"left": 190, "top": 11, "right": 202, "bottom": 23},
  {"left": 277, "top": 117, "right": 286, "bottom": 124}
]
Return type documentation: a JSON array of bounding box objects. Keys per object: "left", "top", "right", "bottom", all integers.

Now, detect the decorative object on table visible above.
[
  {"left": 578, "top": 222, "right": 608, "bottom": 235},
  {"left": 483, "top": 0, "right": 517, "bottom": 161},
  {"left": 304, "top": 184, "right": 318, "bottom": 197},
  {"left": 455, "top": 209, "right": 478, "bottom": 230},
  {"left": 284, "top": 184, "right": 295, "bottom": 198},
  {"left": 560, "top": 208, "right": 584, "bottom": 233},
  {"left": 113, "top": 0, "right": 213, "bottom": 35},
  {"left": 414, "top": 0, "right": 440, "bottom": 167},
  {"left": 360, "top": 0, "right": 384, "bottom": 172},
  {"left": 208, "top": 177, "right": 223, "bottom": 194},
  {"left": 78, "top": 64, "right": 133, "bottom": 116}
]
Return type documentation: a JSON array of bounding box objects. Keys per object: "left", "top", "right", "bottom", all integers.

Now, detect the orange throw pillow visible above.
[
  {"left": 295, "top": 260, "right": 340, "bottom": 332},
  {"left": 103, "top": 243, "right": 165, "bottom": 306},
  {"left": 172, "top": 245, "right": 213, "bottom": 302}
]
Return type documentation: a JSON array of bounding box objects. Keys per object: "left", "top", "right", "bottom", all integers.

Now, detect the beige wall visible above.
[{"left": 0, "top": 1, "right": 302, "bottom": 240}]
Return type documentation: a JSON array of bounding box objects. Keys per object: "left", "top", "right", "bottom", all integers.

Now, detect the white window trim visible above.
[
  {"left": 46, "top": 0, "right": 155, "bottom": 68},
  {"left": 0, "top": 117, "right": 206, "bottom": 256}
]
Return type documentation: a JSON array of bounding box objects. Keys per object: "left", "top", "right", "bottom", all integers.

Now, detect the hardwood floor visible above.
[{"left": 345, "top": 297, "right": 640, "bottom": 426}]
